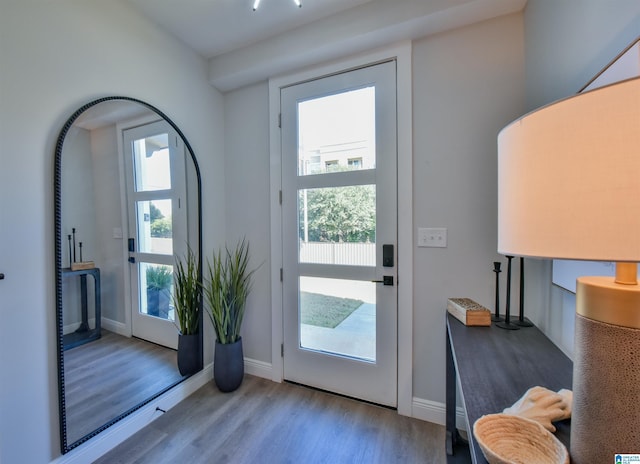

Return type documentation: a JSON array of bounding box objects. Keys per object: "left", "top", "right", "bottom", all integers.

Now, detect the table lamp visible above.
[{"left": 497, "top": 76, "right": 640, "bottom": 463}]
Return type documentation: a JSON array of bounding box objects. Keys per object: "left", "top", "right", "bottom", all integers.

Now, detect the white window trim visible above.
[{"left": 268, "top": 41, "right": 413, "bottom": 416}]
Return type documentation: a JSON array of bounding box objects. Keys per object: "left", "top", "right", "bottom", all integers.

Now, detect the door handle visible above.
[
  {"left": 372, "top": 275, "right": 394, "bottom": 286},
  {"left": 0, "top": 273, "right": 4, "bottom": 280}
]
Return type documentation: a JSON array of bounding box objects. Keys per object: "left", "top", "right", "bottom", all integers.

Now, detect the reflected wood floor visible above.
[
  {"left": 64, "top": 330, "right": 183, "bottom": 445},
  {"left": 95, "top": 375, "right": 446, "bottom": 464}
]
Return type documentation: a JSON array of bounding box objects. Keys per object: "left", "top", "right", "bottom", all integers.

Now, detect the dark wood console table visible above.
[
  {"left": 446, "top": 313, "right": 573, "bottom": 463},
  {"left": 62, "top": 267, "right": 101, "bottom": 350}
]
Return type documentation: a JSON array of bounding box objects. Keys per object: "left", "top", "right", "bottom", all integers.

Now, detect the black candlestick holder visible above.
[
  {"left": 492, "top": 261, "right": 503, "bottom": 322},
  {"left": 496, "top": 255, "right": 520, "bottom": 330},
  {"left": 72, "top": 227, "right": 77, "bottom": 263},
  {"left": 67, "top": 234, "right": 72, "bottom": 268},
  {"left": 515, "top": 256, "right": 534, "bottom": 327}
]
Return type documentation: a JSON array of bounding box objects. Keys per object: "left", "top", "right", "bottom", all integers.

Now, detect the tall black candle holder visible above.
[
  {"left": 496, "top": 255, "right": 520, "bottom": 330},
  {"left": 492, "top": 261, "right": 503, "bottom": 322},
  {"left": 72, "top": 227, "right": 77, "bottom": 263},
  {"left": 515, "top": 256, "right": 534, "bottom": 327},
  {"left": 67, "top": 234, "right": 72, "bottom": 268}
]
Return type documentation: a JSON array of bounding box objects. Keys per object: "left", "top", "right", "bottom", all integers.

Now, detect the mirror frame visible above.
[{"left": 54, "top": 96, "right": 203, "bottom": 453}]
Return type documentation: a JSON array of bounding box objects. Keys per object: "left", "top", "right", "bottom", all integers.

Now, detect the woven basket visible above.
[{"left": 473, "top": 413, "right": 569, "bottom": 464}]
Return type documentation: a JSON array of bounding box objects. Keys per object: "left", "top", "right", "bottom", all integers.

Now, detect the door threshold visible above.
[{"left": 284, "top": 380, "right": 397, "bottom": 411}]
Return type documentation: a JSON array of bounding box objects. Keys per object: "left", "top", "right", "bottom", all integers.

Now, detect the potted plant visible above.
[
  {"left": 173, "top": 247, "right": 201, "bottom": 376},
  {"left": 146, "top": 265, "right": 172, "bottom": 318},
  {"left": 202, "top": 238, "right": 257, "bottom": 392}
]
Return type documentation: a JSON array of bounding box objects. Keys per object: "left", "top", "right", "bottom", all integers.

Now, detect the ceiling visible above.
[
  {"left": 126, "top": 0, "right": 527, "bottom": 92},
  {"left": 127, "top": 0, "right": 374, "bottom": 59}
]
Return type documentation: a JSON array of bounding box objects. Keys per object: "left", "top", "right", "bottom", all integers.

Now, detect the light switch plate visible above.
[{"left": 418, "top": 227, "right": 447, "bottom": 247}]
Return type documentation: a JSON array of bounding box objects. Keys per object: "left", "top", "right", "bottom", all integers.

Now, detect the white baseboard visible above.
[
  {"left": 244, "top": 357, "right": 272, "bottom": 380},
  {"left": 412, "top": 397, "right": 467, "bottom": 431},
  {"left": 50, "top": 364, "right": 213, "bottom": 464},
  {"left": 63, "top": 319, "right": 95, "bottom": 335},
  {"left": 64, "top": 318, "right": 128, "bottom": 337},
  {"left": 100, "top": 317, "right": 128, "bottom": 336}
]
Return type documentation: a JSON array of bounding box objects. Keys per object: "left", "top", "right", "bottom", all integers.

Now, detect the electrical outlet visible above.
[{"left": 418, "top": 227, "right": 447, "bottom": 248}]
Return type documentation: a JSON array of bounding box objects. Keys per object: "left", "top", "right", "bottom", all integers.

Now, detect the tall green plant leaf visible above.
[
  {"left": 203, "top": 239, "right": 257, "bottom": 344},
  {"left": 173, "top": 247, "right": 200, "bottom": 335}
]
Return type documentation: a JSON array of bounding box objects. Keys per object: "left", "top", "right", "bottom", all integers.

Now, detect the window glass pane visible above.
[
  {"left": 137, "top": 199, "right": 173, "bottom": 255},
  {"left": 298, "top": 185, "right": 375, "bottom": 265},
  {"left": 139, "top": 263, "right": 174, "bottom": 321},
  {"left": 133, "top": 133, "right": 171, "bottom": 191},
  {"left": 299, "top": 276, "right": 375, "bottom": 362},
  {"left": 298, "top": 87, "right": 375, "bottom": 176}
]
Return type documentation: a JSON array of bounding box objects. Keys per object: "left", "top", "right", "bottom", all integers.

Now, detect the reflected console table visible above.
[
  {"left": 446, "top": 313, "right": 573, "bottom": 463},
  {"left": 62, "top": 267, "right": 101, "bottom": 350}
]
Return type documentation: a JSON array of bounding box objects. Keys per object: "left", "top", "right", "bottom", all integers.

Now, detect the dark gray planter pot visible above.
[
  {"left": 177, "top": 333, "right": 199, "bottom": 376},
  {"left": 214, "top": 337, "right": 244, "bottom": 393},
  {"left": 147, "top": 288, "right": 170, "bottom": 318}
]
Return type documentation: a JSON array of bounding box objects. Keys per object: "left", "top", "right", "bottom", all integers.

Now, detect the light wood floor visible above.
[
  {"left": 95, "top": 375, "right": 447, "bottom": 463},
  {"left": 64, "top": 330, "right": 183, "bottom": 445}
]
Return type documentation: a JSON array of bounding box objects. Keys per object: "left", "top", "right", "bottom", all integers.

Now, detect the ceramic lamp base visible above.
[{"left": 571, "top": 277, "right": 640, "bottom": 464}]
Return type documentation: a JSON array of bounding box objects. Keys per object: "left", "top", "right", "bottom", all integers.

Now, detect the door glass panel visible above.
[
  {"left": 133, "top": 133, "right": 171, "bottom": 191},
  {"left": 297, "top": 87, "right": 376, "bottom": 176},
  {"left": 136, "top": 199, "right": 173, "bottom": 255},
  {"left": 139, "top": 262, "right": 174, "bottom": 321},
  {"left": 298, "top": 185, "right": 375, "bottom": 265},
  {"left": 299, "top": 276, "right": 375, "bottom": 362}
]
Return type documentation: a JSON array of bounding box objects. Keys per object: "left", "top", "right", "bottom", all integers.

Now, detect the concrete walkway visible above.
[{"left": 300, "top": 302, "right": 376, "bottom": 361}]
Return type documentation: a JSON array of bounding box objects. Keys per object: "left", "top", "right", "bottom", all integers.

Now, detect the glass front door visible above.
[
  {"left": 281, "top": 61, "right": 398, "bottom": 406},
  {"left": 123, "top": 119, "right": 187, "bottom": 349}
]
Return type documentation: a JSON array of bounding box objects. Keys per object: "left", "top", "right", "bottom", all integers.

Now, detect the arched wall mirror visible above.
[{"left": 54, "top": 97, "right": 203, "bottom": 453}]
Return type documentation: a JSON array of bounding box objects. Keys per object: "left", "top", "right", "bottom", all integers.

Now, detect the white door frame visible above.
[
  {"left": 116, "top": 113, "right": 162, "bottom": 338},
  {"left": 116, "top": 114, "right": 187, "bottom": 348},
  {"left": 268, "top": 41, "right": 413, "bottom": 416}
]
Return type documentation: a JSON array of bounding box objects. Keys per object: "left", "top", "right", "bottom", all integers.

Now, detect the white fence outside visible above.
[{"left": 299, "top": 242, "right": 375, "bottom": 266}]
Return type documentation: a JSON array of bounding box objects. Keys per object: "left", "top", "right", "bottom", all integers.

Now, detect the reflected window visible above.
[
  {"left": 139, "top": 263, "right": 174, "bottom": 321},
  {"left": 136, "top": 199, "right": 173, "bottom": 255},
  {"left": 133, "top": 133, "right": 171, "bottom": 191}
]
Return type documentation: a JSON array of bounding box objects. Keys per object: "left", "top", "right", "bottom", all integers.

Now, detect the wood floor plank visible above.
[
  {"left": 63, "top": 330, "right": 184, "bottom": 445},
  {"left": 95, "top": 376, "right": 446, "bottom": 463}
]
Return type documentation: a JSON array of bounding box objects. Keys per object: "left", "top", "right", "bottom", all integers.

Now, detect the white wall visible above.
[
  {"left": 411, "top": 13, "right": 525, "bottom": 402},
  {"left": 525, "top": 0, "right": 640, "bottom": 111},
  {"left": 522, "top": 0, "right": 640, "bottom": 357},
  {"left": 0, "top": 1, "right": 224, "bottom": 462},
  {"left": 90, "top": 124, "right": 127, "bottom": 325},
  {"left": 61, "top": 126, "right": 97, "bottom": 329},
  {"left": 223, "top": 82, "right": 272, "bottom": 363}
]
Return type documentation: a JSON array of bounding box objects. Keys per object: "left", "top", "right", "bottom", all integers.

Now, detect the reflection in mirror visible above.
[{"left": 55, "top": 97, "right": 202, "bottom": 453}]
